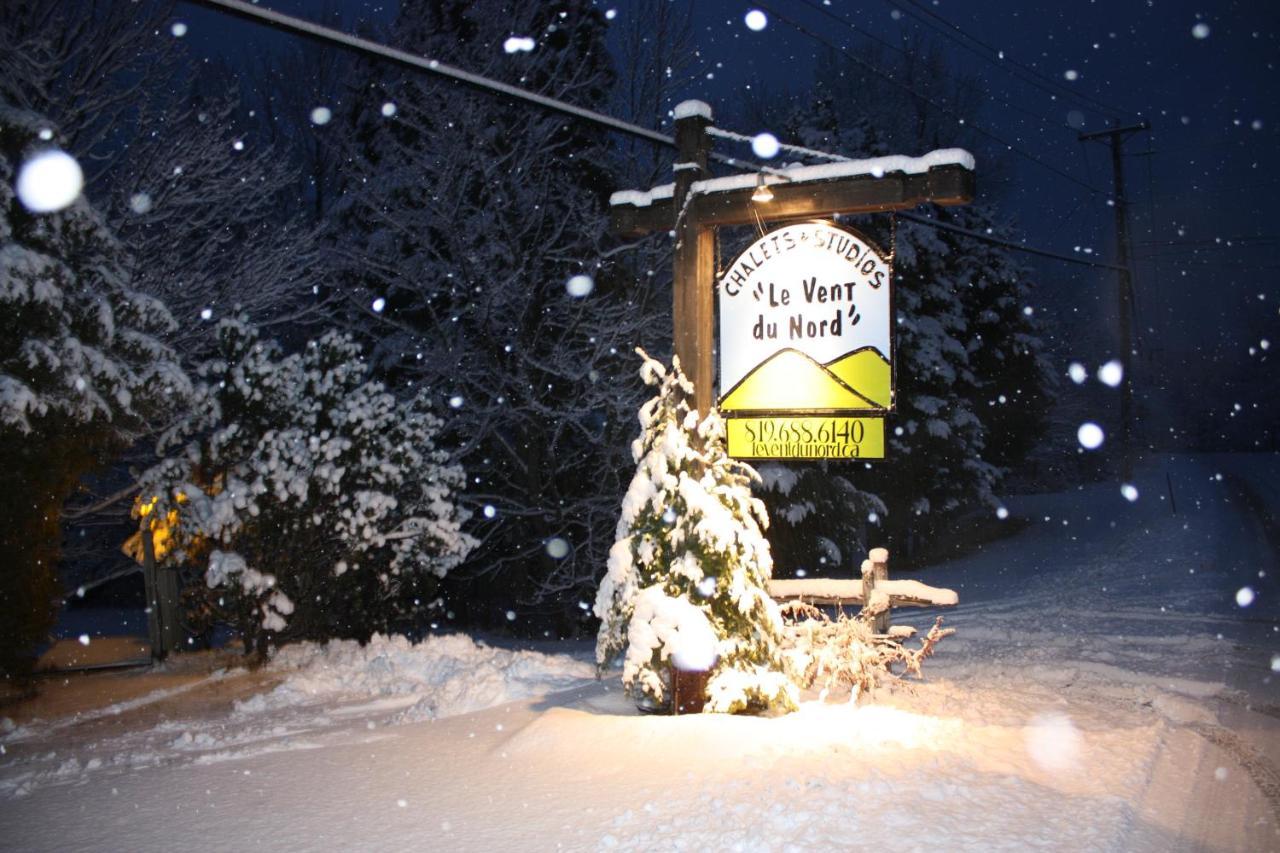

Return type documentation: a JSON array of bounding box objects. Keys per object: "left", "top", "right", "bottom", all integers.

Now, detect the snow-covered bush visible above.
[
  {"left": 595, "top": 351, "right": 796, "bottom": 713},
  {"left": 0, "top": 107, "right": 188, "bottom": 678},
  {"left": 141, "top": 319, "right": 475, "bottom": 657},
  {"left": 780, "top": 601, "right": 952, "bottom": 702}
]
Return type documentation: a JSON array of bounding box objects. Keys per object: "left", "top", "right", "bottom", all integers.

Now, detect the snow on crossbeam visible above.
[
  {"left": 609, "top": 149, "right": 974, "bottom": 210},
  {"left": 610, "top": 148, "right": 975, "bottom": 236},
  {"left": 767, "top": 578, "right": 958, "bottom": 608}
]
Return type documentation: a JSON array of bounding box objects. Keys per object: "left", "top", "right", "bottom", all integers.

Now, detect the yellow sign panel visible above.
[{"left": 726, "top": 417, "right": 885, "bottom": 460}]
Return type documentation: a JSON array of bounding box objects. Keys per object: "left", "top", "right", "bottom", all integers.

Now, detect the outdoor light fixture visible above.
[{"left": 751, "top": 173, "right": 774, "bottom": 203}]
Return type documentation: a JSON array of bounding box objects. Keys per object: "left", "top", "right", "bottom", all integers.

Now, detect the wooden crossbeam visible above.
[
  {"left": 611, "top": 163, "right": 975, "bottom": 238},
  {"left": 766, "top": 578, "right": 959, "bottom": 609}
]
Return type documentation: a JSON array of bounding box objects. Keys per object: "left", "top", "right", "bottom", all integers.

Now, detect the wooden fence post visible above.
[
  {"left": 140, "top": 515, "right": 183, "bottom": 661},
  {"left": 140, "top": 516, "right": 164, "bottom": 661},
  {"left": 863, "top": 547, "right": 891, "bottom": 634}
]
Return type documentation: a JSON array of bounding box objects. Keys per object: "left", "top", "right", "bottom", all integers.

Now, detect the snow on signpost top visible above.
[{"left": 673, "top": 100, "right": 713, "bottom": 121}]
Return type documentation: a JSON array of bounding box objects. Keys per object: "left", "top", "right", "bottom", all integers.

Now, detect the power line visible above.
[
  {"left": 181, "top": 0, "right": 680, "bottom": 151},
  {"left": 186, "top": 0, "right": 1122, "bottom": 276},
  {"left": 886, "top": 0, "right": 1132, "bottom": 122},
  {"left": 752, "top": 1, "right": 1108, "bottom": 197},
  {"left": 898, "top": 211, "right": 1125, "bottom": 271},
  {"left": 1136, "top": 235, "right": 1278, "bottom": 247},
  {"left": 790, "top": 0, "right": 1070, "bottom": 132}
]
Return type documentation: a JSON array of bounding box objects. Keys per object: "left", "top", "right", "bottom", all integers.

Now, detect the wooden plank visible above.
[
  {"left": 694, "top": 165, "right": 975, "bottom": 228},
  {"left": 610, "top": 199, "right": 670, "bottom": 239},
  {"left": 610, "top": 164, "right": 974, "bottom": 237},
  {"left": 766, "top": 578, "right": 958, "bottom": 608}
]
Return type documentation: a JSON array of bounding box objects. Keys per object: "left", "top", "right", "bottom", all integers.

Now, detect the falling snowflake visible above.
[
  {"left": 545, "top": 537, "right": 570, "bottom": 559},
  {"left": 310, "top": 107, "right": 332, "bottom": 126},
  {"left": 372, "top": 297, "right": 386, "bottom": 313},
  {"left": 381, "top": 102, "right": 397, "bottom": 117},
  {"left": 1067, "top": 362, "right": 1087, "bottom": 384},
  {"left": 129, "top": 192, "right": 153, "bottom": 214},
  {"left": 16, "top": 149, "right": 83, "bottom": 213},
  {"left": 565, "top": 274, "right": 594, "bottom": 297},
  {"left": 1236, "top": 587, "right": 1255, "bottom": 607},
  {"left": 1191, "top": 22, "right": 1210, "bottom": 39},
  {"left": 171, "top": 22, "right": 188, "bottom": 37},
  {"left": 744, "top": 9, "right": 767, "bottom": 31},
  {"left": 1024, "top": 712, "right": 1082, "bottom": 772},
  {"left": 504, "top": 36, "right": 535, "bottom": 53},
  {"left": 78, "top": 634, "right": 91, "bottom": 646},
  {"left": 1097, "top": 360, "right": 1123, "bottom": 387},
  {"left": 1077, "top": 422, "right": 1104, "bottom": 450},
  {"left": 751, "top": 132, "right": 780, "bottom": 159},
  {"left": 1120, "top": 483, "right": 1139, "bottom": 502},
  {"left": 483, "top": 505, "right": 496, "bottom": 519}
]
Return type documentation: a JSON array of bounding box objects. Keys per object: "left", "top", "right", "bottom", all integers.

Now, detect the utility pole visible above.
[{"left": 1079, "top": 119, "right": 1150, "bottom": 480}]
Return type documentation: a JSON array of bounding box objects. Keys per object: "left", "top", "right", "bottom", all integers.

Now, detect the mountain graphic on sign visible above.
[
  {"left": 720, "top": 348, "right": 883, "bottom": 412},
  {"left": 825, "top": 347, "right": 892, "bottom": 409}
]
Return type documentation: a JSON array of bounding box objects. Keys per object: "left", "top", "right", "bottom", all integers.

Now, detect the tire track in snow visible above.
[{"left": 1190, "top": 721, "right": 1280, "bottom": 823}]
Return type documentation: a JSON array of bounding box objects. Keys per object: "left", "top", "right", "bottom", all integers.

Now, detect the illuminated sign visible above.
[{"left": 718, "top": 221, "right": 892, "bottom": 460}]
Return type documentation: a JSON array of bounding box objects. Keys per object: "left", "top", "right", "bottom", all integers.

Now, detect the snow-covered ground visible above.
[{"left": 1, "top": 454, "right": 1277, "bottom": 851}]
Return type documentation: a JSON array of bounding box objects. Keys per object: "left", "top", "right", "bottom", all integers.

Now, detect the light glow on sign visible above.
[{"left": 718, "top": 221, "right": 893, "bottom": 415}]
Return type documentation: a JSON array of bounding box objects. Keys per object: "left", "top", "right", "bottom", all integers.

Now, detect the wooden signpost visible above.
[{"left": 611, "top": 100, "right": 975, "bottom": 461}]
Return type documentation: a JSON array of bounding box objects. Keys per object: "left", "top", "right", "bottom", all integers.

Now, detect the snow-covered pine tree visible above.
[
  {"left": 0, "top": 107, "right": 188, "bottom": 678},
  {"left": 594, "top": 351, "right": 796, "bottom": 713},
  {"left": 327, "top": 0, "right": 666, "bottom": 628},
  {"left": 2, "top": 1, "right": 329, "bottom": 355},
  {"left": 141, "top": 319, "right": 476, "bottom": 657}
]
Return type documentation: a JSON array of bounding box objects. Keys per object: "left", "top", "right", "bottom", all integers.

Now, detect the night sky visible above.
[{"left": 177, "top": 0, "right": 1279, "bottom": 447}]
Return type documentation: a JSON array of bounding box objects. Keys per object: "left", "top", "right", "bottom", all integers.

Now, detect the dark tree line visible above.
[{"left": 0, "top": 0, "right": 1053, "bottom": 679}]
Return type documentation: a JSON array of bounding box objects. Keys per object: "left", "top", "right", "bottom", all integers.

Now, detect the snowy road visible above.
[{"left": 1, "top": 454, "right": 1277, "bottom": 851}]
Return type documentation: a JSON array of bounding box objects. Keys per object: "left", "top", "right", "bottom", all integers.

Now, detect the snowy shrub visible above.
[
  {"left": 141, "top": 319, "right": 475, "bottom": 656},
  {"left": 594, "top": 351, "right": 796, "bottom": 714},
  {"left": 780, "top": 600, "right": 952, "bottom": 703},
  {"left": 0, "top": 107, "right": 188, "bottom": 678}
]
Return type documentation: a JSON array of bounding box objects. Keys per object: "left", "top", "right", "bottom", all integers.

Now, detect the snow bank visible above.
[{"left": 241, "top": 633, "right": 596, "bottom": 724}]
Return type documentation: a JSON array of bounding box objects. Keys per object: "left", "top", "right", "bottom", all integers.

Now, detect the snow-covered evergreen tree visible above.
[
  {"left": 0, "top": 107, "right": 188, "bottom": 677},
  {"left": 141, "top": 319, "right": 475, "bottom": 656},
  {"left": 1, "top": 1, "right": 329, "bottom": 352},
  {"left": 327, "top": 0, "right": 666, "bottom": 627},
  {"left": 595, "top": 352, "right": 796, "bottom": 713}
]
